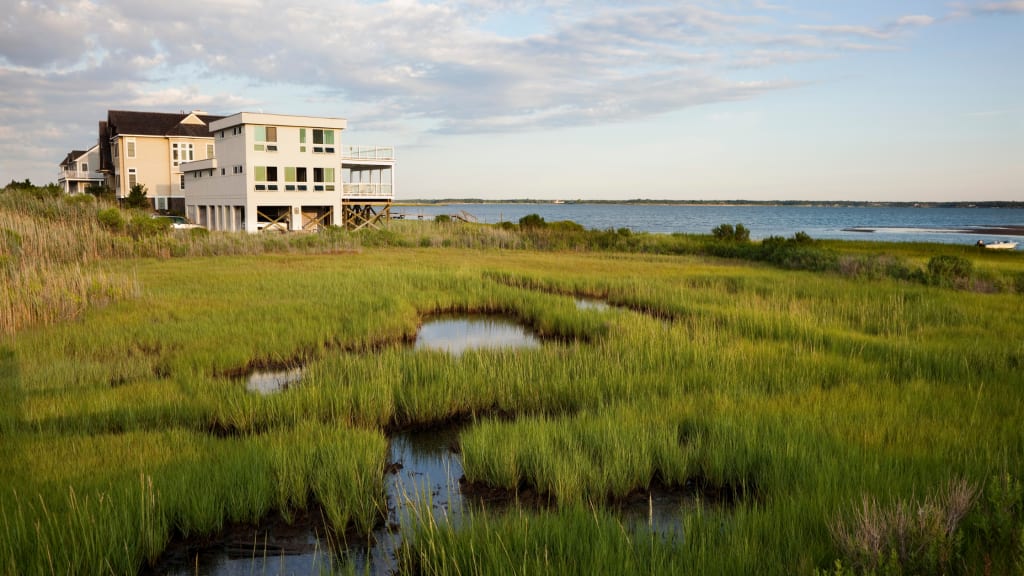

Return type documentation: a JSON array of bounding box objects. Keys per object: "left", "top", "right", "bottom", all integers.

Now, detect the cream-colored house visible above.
[
  {"left": 57, "top": 145, "right": 104, "bottom": 194},
  {"left": 98, "top": 110, "right": 222, "bottom": 212},
  {"left": 181, "top": 112, "right": 395, "bottom": 232}
]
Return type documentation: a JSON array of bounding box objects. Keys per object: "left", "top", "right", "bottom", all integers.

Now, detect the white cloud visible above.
[
  {"left": 0, "top": 0, "right": 1011, "bottom": 184},
  {"left": 977, "top": 1, "right": 1024, "bottom": 13}
]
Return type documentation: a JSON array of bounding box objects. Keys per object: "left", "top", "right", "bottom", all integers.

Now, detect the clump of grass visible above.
[
  {"left": 827, "top": 479, "right": 976, "bottom": 574},
  {"left": 397, "top": 503, "right": 683, "bottom": 575}
]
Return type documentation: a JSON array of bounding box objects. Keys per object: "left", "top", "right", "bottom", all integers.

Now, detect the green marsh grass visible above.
[{"left": 1, "top": 202, "right": 1023, "bottom": 574}]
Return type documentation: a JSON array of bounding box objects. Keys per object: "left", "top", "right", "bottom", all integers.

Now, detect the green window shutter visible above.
[
  {"left": 299, "top": 128, "right": 306, "bottom": 144},
  {"left": 255, "top": 166, "right": 267, "bottom": 182},
  {"left": 255, "top": 126, "right": 266, "bottom": 142},
  {"left": 324, "top": 130, "right": 334, "bottom": 145},
  {"left": 285, "top": 167, "right": 296, "bottom": 182},
  {"left": 324, "top": 167, "right": 335, "bottom": 182}
]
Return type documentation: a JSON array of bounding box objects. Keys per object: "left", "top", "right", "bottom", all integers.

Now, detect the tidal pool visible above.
[
  {"left": 575, "top": 298, "right": 610, "bottom": 311},
  {"left": 413, "top": 316, "right": 541, "bottom": 355},
  {"left": 245, "top": 367, "right": 304, "bottom": 394}
]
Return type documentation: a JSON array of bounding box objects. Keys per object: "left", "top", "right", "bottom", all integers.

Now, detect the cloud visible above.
[
  {"left": 0, "top": 0, "right": 991, "bottom": 183},
  {"left": 799, "top": 13, "right": 935, "bottom": 40},
  {"left": 976, "top": 1, "right": 1024, "bottom": 13}
]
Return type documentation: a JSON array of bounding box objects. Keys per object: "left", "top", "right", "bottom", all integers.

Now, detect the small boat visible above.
[{"left": 977, "top": 240, "right": 1019, "bottom": 250}]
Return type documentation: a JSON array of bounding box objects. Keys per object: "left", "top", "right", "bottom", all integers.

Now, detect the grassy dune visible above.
[{"left": 1, "top": 192, "right": 1023, "bottom": 574}]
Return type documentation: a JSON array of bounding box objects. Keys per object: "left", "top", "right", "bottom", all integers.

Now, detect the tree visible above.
[{"left": 125, "top": 183, "right": 149, "bottom": 209}]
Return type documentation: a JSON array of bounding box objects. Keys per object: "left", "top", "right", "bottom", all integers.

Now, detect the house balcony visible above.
[
  {"left": 342, "top": 183, "right": 393, "bottom": 200},
  {"left": 58, "top": 169, "right": 103, "bottom": 181},
  {"left": 342, "top": 146, "right": 394, "bottom": 162}
]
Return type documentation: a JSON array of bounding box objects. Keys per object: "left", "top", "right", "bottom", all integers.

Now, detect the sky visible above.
[{"left": 0, "top": 0, "right": 1021, "bottom": 201}]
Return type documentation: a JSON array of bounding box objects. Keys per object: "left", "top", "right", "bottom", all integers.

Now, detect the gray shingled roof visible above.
[
  {"left": 106, "top": 110, "right": 225, "bottom": 138},
  {"left": 60, "top": 150, "right": 87, "bottom": 167}
]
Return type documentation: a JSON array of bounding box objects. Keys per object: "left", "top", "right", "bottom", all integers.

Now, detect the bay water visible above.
[{"left": 395, "top": 203, "right": 1024, "bottom": 247}]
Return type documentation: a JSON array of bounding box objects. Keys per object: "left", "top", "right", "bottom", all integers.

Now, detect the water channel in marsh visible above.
[{"left": 152, "top": 312, "right": 696, "bottom": 574}]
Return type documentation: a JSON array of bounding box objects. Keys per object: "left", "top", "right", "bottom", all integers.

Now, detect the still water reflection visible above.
[{"left": 414, "top": 316, "right": 541, "bottom": 355}]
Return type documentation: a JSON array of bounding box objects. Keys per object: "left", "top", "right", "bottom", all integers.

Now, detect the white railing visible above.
[
  {"left": 343, "top": 183, "right": 393, "bottom": 197},
  {"left": 59, "top": 170, "right": 102, "bottom": 180},
  {"left": 342, "top": 146, "right": 394, "bottom": 161}
]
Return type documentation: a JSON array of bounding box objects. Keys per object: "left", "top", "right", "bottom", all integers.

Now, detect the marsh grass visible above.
[{"left": 2, "top": 194, "right": 1023, "bottom": 574}]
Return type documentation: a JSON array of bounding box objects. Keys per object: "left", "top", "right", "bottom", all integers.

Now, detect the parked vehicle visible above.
[{"left": 152, "top": 215, "right": 204, "bottom": 230}]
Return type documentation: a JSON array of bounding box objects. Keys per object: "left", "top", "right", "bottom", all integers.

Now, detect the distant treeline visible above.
[{"left": 401, "top": 198, "right": 1024, "bottom": 208}]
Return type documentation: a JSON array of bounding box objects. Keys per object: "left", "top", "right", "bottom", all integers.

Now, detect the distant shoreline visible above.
[{"left": 395, "top": 199, "right": 1024, "bottom": 209}]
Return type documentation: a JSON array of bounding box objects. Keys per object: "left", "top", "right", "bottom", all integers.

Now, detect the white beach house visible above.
[{"left": 180, "top": 112, "right": 394, "bottom": 232}]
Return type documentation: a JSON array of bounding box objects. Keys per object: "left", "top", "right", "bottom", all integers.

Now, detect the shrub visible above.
[
  {"left": 434, "top": 214, "right": 452, "bottom": 224},
  {"left": 548, "top": 220, "right": 584, "bottom": 233},
  {"left": 712, "top": 223, "right": 750, "bottom": 242},
  {"left": 927, "top": 255, "right": 973, "bottom": 287},
  {"left": 712, "top": 223, "right": 735, "bottom": 241},
  {"left": 127, "top": 215, "right": 170, "bottom": 239},
  {"left": 519, "top": 213, "right": 547, "bottom": 228},
  {"left": 97, "top": 208, "right": 125, "bottom": 231},
  {"left": 829, "top": 479, "right": 976, "bottom": 575},
  {"left": 188, "top": 227, "right": 210, "bottom": 240}
]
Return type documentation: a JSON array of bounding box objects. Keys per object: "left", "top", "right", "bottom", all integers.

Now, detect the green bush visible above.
[
  {"left": 127, "top": 215, "right": 170, "bottom": 239},
  {"left": 927, "top": 255, "right": 973, "bottom": 287},
  {"left": 548, "top": 220, "right": 585, "bottom": 233},
  {"left": 519, "top": 213, "right": 547, "bottom": 228},
  {"left": 434, "top": 214, "right": 452, "bottom": 224},
  {"left": 97, "top": 208, "right": 125, "bottom": 231},
  {"left": 712, "top": 223, "right": 750, "bottom": 242}
]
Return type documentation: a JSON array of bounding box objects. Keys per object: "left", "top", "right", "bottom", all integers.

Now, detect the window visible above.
[
  {"left": 233, "top": 165, "right": 243, "bottom": 174},
  {"left": 255, "top": 126, "right": 278, "bottom": 151},
  {"left": 221, "top": 168, "right": 225, "bottom": 176},
  {"left": 180, "top": 174, "right": 185, "bottom": 190},
  {"left": 296, "top": 167, "right": 307, "bottom": 182},
  {"left": 207, "top": 143, "right": 214, "bottom": 158},
  {"left": 312, "top": 129, "right": 334, "bottom": 153},
  {"left": 156, "top": 197, "right": 169, "bottom": 211},
  {"left": 127, "top": 168, "right": 137, "bottom": 188},
  {"left": 126, "top": 138, "right": 136, "bottom": 159},
  {"left": 254, "top": 166, "right": 278, "bottom": 190},
  {"left": 313, "top": 167, "right": 335, "bottom": 191},
  {"left": 299, "top": 128, "right": 307, "bottom": 152},
  {"left": 172, "top": 142, "right": 194, "bottom": 167},
  {"left": 81, "top": 162, "right": 88, "bottom": 172}
]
